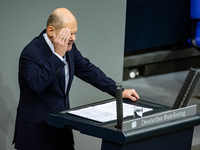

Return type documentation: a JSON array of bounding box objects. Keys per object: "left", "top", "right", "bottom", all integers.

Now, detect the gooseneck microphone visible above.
[{"left": 115, "top": 83, "right": 123, "bottom": 129}]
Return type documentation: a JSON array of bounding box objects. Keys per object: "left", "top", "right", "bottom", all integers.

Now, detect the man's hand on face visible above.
[{"left": 53, "top": 28, "right": 71, "bottom": 57}]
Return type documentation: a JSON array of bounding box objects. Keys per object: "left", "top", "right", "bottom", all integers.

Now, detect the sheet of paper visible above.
[{"left": 68, "top": 101, "right": 153, "bottom": 122}]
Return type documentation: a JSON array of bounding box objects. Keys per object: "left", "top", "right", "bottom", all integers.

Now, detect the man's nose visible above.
[{"left": 70, "top": 34, "right": 76, "bottom": 41}]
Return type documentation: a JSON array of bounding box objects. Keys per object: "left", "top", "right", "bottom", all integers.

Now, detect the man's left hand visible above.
[{"left": 122, "top": 89, "right": 139, "bottom": 101}]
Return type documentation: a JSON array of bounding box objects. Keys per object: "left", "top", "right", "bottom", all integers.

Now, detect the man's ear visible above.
[{"left": 46, "top": 26, "right": 55, "bottom": 38}]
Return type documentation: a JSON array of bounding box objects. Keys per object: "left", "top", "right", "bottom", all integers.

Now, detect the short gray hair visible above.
[{"left": 46, "top": 13, "right": 63, "bottom": 30}]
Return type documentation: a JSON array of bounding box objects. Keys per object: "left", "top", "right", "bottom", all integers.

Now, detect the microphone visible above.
[{"left": 115, "top": 83, "right": 123, "bottom": 129}]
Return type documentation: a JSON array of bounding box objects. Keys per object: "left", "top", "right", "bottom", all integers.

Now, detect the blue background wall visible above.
[{"left": 125, "top": 0, "right": 191, "bottom": 53}]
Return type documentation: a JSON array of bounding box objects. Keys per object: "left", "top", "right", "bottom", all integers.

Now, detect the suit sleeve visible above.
[
  {"left": 73, "top": 45, "right": 116, "bottom": 97},
  {"left": 19, "top": 44, "right": 65, "bottom": 93}
]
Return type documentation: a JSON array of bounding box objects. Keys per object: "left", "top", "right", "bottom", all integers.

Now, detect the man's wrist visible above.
[{"left": 54, "top": 52, "right": 64, "bottom": 61}]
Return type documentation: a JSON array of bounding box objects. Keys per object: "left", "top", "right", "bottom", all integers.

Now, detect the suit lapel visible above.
[
  {"left": 57, "top": 67, "right": 66, "bottom": 93},
  {"left": 66, "top": 51, "right": 73, "bottom": 94}
]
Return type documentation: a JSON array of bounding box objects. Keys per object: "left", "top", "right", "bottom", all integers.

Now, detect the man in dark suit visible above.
[{"left": 13, "top": 8, "right": 139, "bottom": 150}]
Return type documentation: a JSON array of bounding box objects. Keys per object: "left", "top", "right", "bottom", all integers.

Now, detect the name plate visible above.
[{"left": 122, "top": 105, "right": 197, "bottom": 131}]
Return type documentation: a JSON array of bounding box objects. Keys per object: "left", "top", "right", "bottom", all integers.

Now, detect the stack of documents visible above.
[{"left": 68, "top": 101, "right": 152, "bottom": 122}]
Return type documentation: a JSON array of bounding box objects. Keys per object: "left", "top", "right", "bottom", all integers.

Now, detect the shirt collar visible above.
[{"left": 43, "top": 33, "right": 54, "bottom": 53}]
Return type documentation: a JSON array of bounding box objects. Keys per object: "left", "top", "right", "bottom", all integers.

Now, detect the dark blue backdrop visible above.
[{"left": 124, "top": 0, "right": 191, "bottom": 53}]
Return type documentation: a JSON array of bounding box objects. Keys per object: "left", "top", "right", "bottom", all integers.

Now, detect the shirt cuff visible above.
[{"left": 54, "top": 52, "right": 64, "bottom": 62}]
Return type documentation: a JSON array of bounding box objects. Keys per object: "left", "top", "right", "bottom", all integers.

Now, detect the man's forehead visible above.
[{"left": 62, "top": 21, "right": 78, "bottom": 33}]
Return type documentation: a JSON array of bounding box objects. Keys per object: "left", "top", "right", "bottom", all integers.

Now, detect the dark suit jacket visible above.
[{"left": 13, "top": 30, "right": 116, "bottom": 149}]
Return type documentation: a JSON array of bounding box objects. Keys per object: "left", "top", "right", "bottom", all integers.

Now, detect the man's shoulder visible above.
[
  {"left": 21, "top": 37, "right": 40, "bottom": 56},
  {"left": 22, "top": 30, "right": 46, "bottom": 53},
  {"left": 21, "top": 30, "right": 47, "bottom": 55}
]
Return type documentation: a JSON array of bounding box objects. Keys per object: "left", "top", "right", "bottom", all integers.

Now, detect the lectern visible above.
[{"left": 47, "top": 99, "right": 200, "bottom": 150}]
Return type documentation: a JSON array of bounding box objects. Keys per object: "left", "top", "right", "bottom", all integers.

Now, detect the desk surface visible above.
[{"left": 47, "top": 99, "right": 200, "bottom": 144}]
